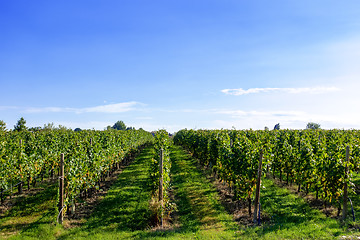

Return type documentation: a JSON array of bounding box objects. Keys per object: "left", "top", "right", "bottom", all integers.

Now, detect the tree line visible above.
[{"left": 0, "top": 118, "right": 136, "bottom": 132}]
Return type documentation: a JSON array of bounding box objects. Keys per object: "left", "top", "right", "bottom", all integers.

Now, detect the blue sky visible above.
[{"left": 1, "top": 0, "right": 360, "bottom": 132}]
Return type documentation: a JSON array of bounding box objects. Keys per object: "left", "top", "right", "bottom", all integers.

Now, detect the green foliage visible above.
[
  {"left": 0, "top": 129, "right": 153, "bottom": 212},
  {"left": 174, "top": 128, "right": 359, "bottom": 207},
  {"left": 174, "top": 129, "right": 262, "bottom": 203},
  {"left": 306, "top": 122, "right": 321, "bottom": 129},
  {"left": 112, "top": 120, "right": 126, "bottom": 130},
  {"left": 43, "top": 122, "right": 56, "bottom": 130},
  {"left": 14, "top": 117, "right": 27, "bottom": 131},
  {"left": 149, "top": 129, "right": 172, "bottom": 222},
  {"left": 0, "top": 120, "right": 6, "bottom": 131}
]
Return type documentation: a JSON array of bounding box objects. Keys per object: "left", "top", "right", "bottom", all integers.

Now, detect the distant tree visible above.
[
  {"left": 0, "top": 120, "right": 6, "bottom": 131},
  {"left": 105, "top": 126, "right": 112, "bottom": 131},
  {"left": 74, "top": 128, "right": 82, "bottom": 132},
  {"left": 264, "top": 126, "right": 269, "bottom": 131},
  {"left": 112, "top": 121, "right": 126, "bottom": 130},
  {"left": 306, "top": 122, "right": 321, "bottom": 130},
  {"left": 14, "top": 117, "right": 27, "bottom": 131},
  {"left": 126, "top": 127, "right": 135, "bottom": 130},
  {"left": 273, "top": 123, "right": 280, "bottom": 130}
]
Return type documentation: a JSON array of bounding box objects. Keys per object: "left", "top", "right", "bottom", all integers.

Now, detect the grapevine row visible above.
[
  {"left": 0, "top": 129, "right": 153, "bottom": 211},
  {"left": 174, "top": 129, "right": 360, "bottom": 213},
  {"left": 149, "top": 129, "right": 172, "bottom": 224}
]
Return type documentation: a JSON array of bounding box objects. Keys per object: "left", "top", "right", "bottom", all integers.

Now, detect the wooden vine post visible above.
[
  {"left": 342, "top": 146, "right": 350, "bottom": 221},
  {"left": 253, "top": 149, "right": 263, "bottom": 224},
  {"left": 58, "top": 153, "right": 65, "bottom": 224},
  {"left": 18, "top": 139, "right": 23, "bottom": 194},
  {"left": 159, "top": 148, "right": 164, "bottom": 227},
  {"left": 0, "top": 189, "right": 3, "bottom": 204}
]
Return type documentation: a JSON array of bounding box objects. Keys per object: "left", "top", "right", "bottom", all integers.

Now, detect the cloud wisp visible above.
[
  {"left": 221, "top": 87, "right": 340, "bottom": 96},
  {"left": 0, "top": 106, "right": 20, "bottom": 111},
  {"left": 24, "top": 101, "right": 143, "bottom": 114},
  {"left": 213, "top": 109, "right": 305, "bottom": 118}
]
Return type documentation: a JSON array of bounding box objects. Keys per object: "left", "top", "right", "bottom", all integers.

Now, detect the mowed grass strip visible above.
[
  {"left": 168, "top": 145, "right": 239, "bottom": 239},
  {"left": 0, "top": 182, "right": 60, "bottom": 240}
]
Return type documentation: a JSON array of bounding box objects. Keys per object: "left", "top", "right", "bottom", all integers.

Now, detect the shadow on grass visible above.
[
  {"left": 84, "top": 148, "right": 153, "bottom": 232},
  {"left": 3, "top": 184, "right": 57, "bottom": 217},
  {"left": 0, "top": 182, "right": 57, "bottom": 237},
  {"left": 243, "top": 178, "right": 344, "bottom": 239},
  {"left": 171, "top": 147, "right": 213, "bottom": 232},
  {"left": 170, "top": 146, "right": 236, "bottom": 232}
]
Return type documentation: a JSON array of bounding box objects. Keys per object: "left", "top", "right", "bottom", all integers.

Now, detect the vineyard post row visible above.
[
  {"left": 149, "top": 130, "right": 171, "bottom": 226},
  {"left": 58, "top": 153, "right": 64, "bottom": 224},
  {"left": 342, "top": 146, "right": 350, "bottom": 221},
  {"left": 159, "top": 148, "right": 164, "bottom": 227},
  {"left": 253, "top": 149, "right": 263, "bottom": 224}
]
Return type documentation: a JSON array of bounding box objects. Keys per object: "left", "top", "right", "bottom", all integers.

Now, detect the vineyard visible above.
[
  {"left": 174, "top": 129, "right": 360, "bottom": 216},
  {"left": 0, "top": 129, "right": 153, "bottom": 220},
  {"left": 1, "top": 128, "right": 360, "bottom": 239}
]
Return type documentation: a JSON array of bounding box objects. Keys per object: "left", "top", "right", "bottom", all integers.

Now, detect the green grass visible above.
[
  {"left": 238, "top": 178, "right": 352, "bottom": 239},
  {"left": 0, "top": 180, "right": 61, "bottom": 239},
  {"left": 165, "top": 145, "right": 239, "bottom": 239}
]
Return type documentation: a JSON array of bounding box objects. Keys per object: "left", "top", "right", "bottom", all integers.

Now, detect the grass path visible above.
[{"left": 167, "top": 145, "right": 239, "bottom": 239}]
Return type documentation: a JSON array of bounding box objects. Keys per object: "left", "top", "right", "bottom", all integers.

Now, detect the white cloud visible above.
[
  {"left": 135, "top": 116, "right": 153, "bottom": 120},
  {"left": 221, "top": 87, "right": 340, "bottom": 96},
  {"left": 26, "top": 107, "right": 75, "bottom": 113},
  {"left": 82, "top": 102, "right": 142, "bottom": 113},
  {"left": 0, "top": 106, "right": 18, "bottom": 111},
  {"left": 210, "top": 108, "right": 360, "bottom": 130},
  {"left": 213, "top": 109, "right": 305, "bottom": 118},
  {"left": 24, "top": 101, "right": 143, "bottom": 114}
]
